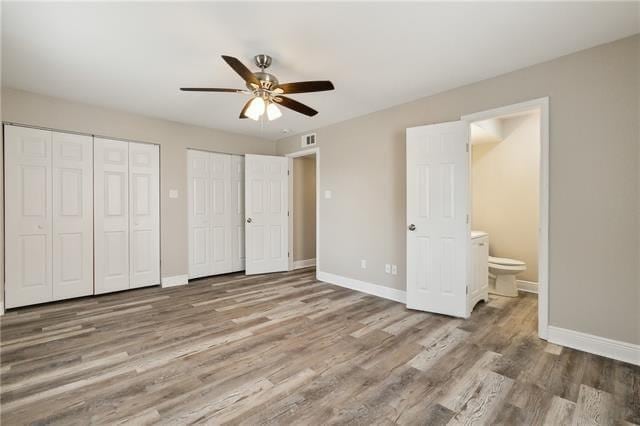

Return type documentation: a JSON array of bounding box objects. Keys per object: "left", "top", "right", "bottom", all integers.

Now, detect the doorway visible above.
[
  {"left": 287, "top": 148, "right": 319, "bottom": 271},
  {"left": 405, "top": 98, "right": 549, "bottom": 339},
  {"left": 463, "top": 98, "right": 549, "bottom": 338}
]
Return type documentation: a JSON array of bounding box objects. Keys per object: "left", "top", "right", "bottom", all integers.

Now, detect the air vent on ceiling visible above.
[{"left": 301, "top": 133, "right": 317, "bottom": 148}]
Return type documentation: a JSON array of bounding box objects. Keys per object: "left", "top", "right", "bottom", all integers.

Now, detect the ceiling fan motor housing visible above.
[
  {"left": 251, "top": 71, "right": 279, "bottom": 91},
  {"left": 250, "top": 55, "right": 278, "bottom": 91}
]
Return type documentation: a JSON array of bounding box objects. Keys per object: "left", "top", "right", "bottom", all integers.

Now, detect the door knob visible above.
[
  {"left": 408, "top": 224, "right": 416, "bottom": 231},
  {"left": 246, "top": 218, "right": 252, "bottom": 223},
  {"left": 37, "top": 224, "right": 44, "bottom": 230}
]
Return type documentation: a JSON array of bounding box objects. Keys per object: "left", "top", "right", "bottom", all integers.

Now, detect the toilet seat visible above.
[
  {"left": 488, "top": 256, "right": 526, "bottom": 274},
  {"left": 488, "top": 256, "right": 526, "bottom": 267}
]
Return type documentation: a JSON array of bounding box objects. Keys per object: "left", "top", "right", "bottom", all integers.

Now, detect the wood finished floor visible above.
[{"left": 1, "top": 268, "right": 638, "bottom": 425}]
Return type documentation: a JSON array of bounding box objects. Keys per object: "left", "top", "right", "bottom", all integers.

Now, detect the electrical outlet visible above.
[
  {"left": 361, "top": 259, "right": 367, "bottom": 269},
  {"left": 391, "top": 264, "right": 398, "bottom": 275},
  {"left": 385, "top": 264, "right": 391, "bottom": 274}
]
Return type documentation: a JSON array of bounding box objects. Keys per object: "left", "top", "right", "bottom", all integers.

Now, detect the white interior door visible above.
[
  {"left": 231, "top": 155, "right": 245, "bottom": 272},
  {"left": 94, "top": 138, "right": 130, "bottom": 294},
  {"left": 406, "top": 121, "right": 470, "bottom": 318},
  {"left": 244, "top": 154, "right": 289, "bottom": 275},
  {"left": 211, "top": 152, "right": 232, "bottom": 275},
  {"left": 5, "top": 126, "right": 53, "bottom": 308},
  {"left": 52, "top": 131, "right": 93, "bottom": 300},
  {"left": 188, "top": 150, "right": 213, "bottom": 278},
  {"left": 129, "top": 142, "right": 160, "bottom": 288}
]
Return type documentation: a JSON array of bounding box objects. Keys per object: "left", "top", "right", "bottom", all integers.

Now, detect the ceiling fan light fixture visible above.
[
  {"left": 246, "top": 96, "right": 265, "bottom": 120},
  {"left": 267, "top": 102, "right": 282, "bottom": 121}
]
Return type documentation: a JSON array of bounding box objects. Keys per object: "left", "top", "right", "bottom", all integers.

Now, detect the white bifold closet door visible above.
[
  {"left": 211, "top": 152, "right": 232, "bottom": 274},
  {"left": 94, "top": 138, "right": 130, "bottom": 294},
  {"left": 5, "top": 125, "right": 93, "bottom": 308},
  {"left": 231, "top": 155, "right": 246, "bottom": 271},
  {"left": 188, "top": 149, "right": 213, "bottom": 278},
  {"left": 188, "top": 150, "right": 244, "bottom": 279},
  {"left": 129, "top": 142, "right": 161, "bottom": 288},
  {"left": 94, "top": 138, "right": 159, "bottom": 294},
  {"left": 51, "top": 131, "right": 94, "bottom": 301}
]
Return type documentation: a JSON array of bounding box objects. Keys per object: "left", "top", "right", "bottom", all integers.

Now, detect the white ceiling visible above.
[{"left": 2, "top": 2, "right": 638, "bottom": 141}]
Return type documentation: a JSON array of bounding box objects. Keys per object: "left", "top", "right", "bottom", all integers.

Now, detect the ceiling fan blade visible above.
[
  {"left": 221, "top": 55, "right": 260, "bottom": 86},
  {"left": 275, "top": 80, "right": 334, "bottom": 94},
  {"left": 180, "top": 87, "right": 245, "bottom": 93},
  {"left": 275, "top": 96, "right": 318, "bottom": 117},
  {"left": 239, "top": 99, "right": 252, "bottom": 119}
]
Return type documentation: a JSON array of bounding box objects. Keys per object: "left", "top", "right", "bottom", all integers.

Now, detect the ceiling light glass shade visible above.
[
  {"left": 246, "top": 96, "right": 266, "bottom": 120},
  {"left": 267, "top": 102, "right": 282, "bottom": 121}
]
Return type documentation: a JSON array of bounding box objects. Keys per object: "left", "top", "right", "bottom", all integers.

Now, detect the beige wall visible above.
[
  {"left": 0, "top": 92, "right": 3, "bottom": 310},
  {"left": 472, "top": 113, "right": 540, "bottom": 282},
  {"left": 293, "top": 156, "right": 316, "bottom": 262},
  {"left": 277, "top": 35, "right": 640, "bottom": 345},
  {"left": 1, "top": 88, "right": 275, "bottom": 297}
]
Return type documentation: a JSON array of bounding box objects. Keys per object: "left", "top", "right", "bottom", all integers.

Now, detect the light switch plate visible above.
[
  {"left": 385, "top": 264, "right": 391, "bottom": 274},
  {"left": 361, "top": 259, "right": 367, "bottom": 269},
  {"left": 391, "top": 264, "right": 398, "bottom": 275},
  {"left": 169, "top": 189, "right": 179, "bottom": 199},
  {"left": 324, "top": 190, "right": 332, "bottom": 199}
]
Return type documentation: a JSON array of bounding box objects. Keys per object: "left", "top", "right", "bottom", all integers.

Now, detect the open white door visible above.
[
  {"left": 406, "top": 121, "right": 470, "bottom": 318},
  {"left": 244, "top": 154, "right": 289, "bottom": 275}
]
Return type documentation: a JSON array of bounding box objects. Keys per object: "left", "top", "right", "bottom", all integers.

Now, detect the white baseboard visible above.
[
  {"left": 161, "top": 274, "right": 189, "bottom": 288},
  {"left": 317, "top": 271, "right": 406, "bottom": 304},
  {"left": 517, "top": 280, "right": 538, "bottom": 294},
  {"left": 293, "top": 258, "right": 316, "bottom": 270},
  {"left": 548, "top": 326, "right": 640, "bottom": 366}
]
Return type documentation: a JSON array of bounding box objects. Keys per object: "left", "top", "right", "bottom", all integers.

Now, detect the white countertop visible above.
[{"left": 471, "top": 231, "right": 488, "bottom": 239}]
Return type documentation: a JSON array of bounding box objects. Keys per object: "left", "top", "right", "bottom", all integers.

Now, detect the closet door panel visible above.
[
  {"left": 188, "top": 150, "right": 213, "bottom": 278},
  {"left": 5, "top": 126, "right": 53, "bottom": 308},
  {"left": 129, "top": 142, "right": 160, "bottom": 288},
  {"left": 94, "top": 138, "right": 130, "bottom": 294},
  {"left": 52, "top": 132, "right": 94, "bottom": 300},
  {"left": 211, "top": 153, "right": 232, "bottom": 275},
  {"left": 231, "top": 155, "right": 245, "bottom": 272}
]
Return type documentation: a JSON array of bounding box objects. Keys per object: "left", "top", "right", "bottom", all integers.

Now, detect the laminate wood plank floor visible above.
[{"left": 1, "top": 268, "right": 638, "bottom": 425}]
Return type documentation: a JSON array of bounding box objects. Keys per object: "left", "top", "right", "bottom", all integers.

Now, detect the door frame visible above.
[
  {"left": 286, "top": 147, "right": 320, "bottom": 274},
  {"left": 461, "top": 97, "right": 550, "bottom": 339}
]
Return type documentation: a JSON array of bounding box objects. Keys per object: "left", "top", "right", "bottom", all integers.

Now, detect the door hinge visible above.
[
  {"left": 288, "top": 211, "right": 290, "bottom": 217},
  {"left": 466, "top": 143, "right": 469, "bottom": 153},
  {"left": 466, "top": 214, "right": 469, "bottom": 224},
  {"left": 466, "top": 285, "right": 469, "bottom": 294},
  {"left": 288, "top": 251, "right": 290, "bottom": 257},
  {"left": 288, "top": 169, "right": 290, "bottom": 176}
]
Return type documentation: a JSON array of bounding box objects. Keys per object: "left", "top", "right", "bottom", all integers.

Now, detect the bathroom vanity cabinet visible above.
[{"left": 470, "top": 231, "right": 489, "bottom": 311}]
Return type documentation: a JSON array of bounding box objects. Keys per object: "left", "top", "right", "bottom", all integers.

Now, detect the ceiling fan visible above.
[{"left": 180, "top": 54, "right": 334, "bottom": 121}]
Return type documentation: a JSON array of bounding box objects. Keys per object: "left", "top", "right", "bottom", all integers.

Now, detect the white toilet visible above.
[{"left": 488, "top": 256, "right": 526, "bottom": 297}]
